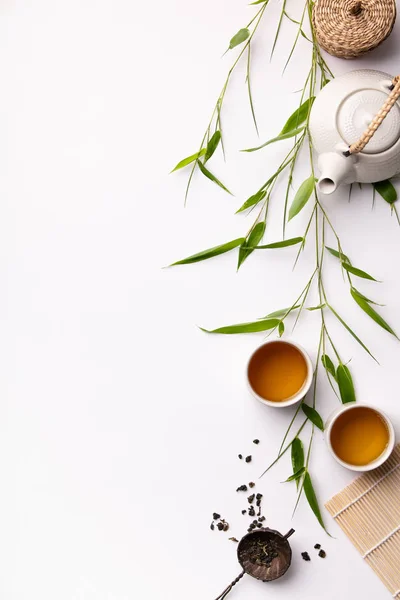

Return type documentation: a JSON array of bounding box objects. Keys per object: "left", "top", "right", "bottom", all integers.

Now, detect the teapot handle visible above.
[
  {"left": 344, "top": 75, "right": 400, "bottom": 157},
  {"left": 214, "top": 570, "right": 245, "bottom": 600}
]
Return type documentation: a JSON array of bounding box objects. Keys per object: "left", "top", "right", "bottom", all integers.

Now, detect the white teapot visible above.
[{"left": 309, "top": 69, "right": 400, "bottom": 195}]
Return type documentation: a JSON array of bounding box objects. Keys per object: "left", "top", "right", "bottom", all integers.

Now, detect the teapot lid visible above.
[{"left": 338, "top": 89, "right": 400, "bottom": 154}]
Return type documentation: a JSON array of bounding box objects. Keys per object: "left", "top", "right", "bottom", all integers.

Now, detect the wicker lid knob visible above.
[{"left": 313, "top": 0, "right": 397, "bottom": 59}]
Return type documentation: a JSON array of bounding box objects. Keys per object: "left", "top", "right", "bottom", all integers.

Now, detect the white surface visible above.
[{"left": 0, "top": 2, "right": 399, "bottom": 599}]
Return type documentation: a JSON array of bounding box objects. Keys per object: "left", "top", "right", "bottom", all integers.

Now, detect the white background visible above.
[{"left": 0, "top": 1, "right": 399, "bottom": 599}]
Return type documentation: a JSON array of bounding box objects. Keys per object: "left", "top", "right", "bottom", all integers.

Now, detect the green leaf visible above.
[
  {"left": 238, "top": 221, "right": 266, "bottom": 269},
  {"left": 242, "top": 126, "right": 305, "bottom": 153},
  {"left": 325, "top": 246, "right": 350, "bottom": 263},
  {"left": 281, "top": 97, "right": 315, "bottom": 135},
  {"left": 351, "top": 288, "right": 397, "bottom": 338},
  {"left": 170, "top": 238, "right": 245, "bottom": 266},
  {"left": 303, "top": 471, "right": 328, "bottom": 532},
  {"left": 254, "top": 237, "right": 303, "bottom": 249},
  {"left": 265, "top": 305, "right": 300, "bottom": 318},
  {"left": 236, "top": 190, "right": 267, "bottom": 213},
  {"left": 321, "top": 355, "right": 336, "bottom": 380},
  {"left": 204, "top": 131, "right": 221, "bottom": 163},
  {"left": 307, "top": 304, "right": 326, "bottom": 311},
  {"left": 342, "top": 262, "right": 378, "bottom": 282},
  {"left": 200, "top": 318, "right": 280, "bottom": 335},
  {"left": 373, "top": 180, "right": 397, "bottom": 205},
  {"left": 278, "top": 321, "right": 285, "bottom": 337},
  {"left": 291, "top": 438, "right": 304, "bottom": 490},
  {"left": 198, "top": 160, "right": 233, "bottom": 195},
  {"left": 329, "top": 304, "right": 378, "bottom": 363},
  {"left": 301, "top": 404, "right": 324, "bottom": 431},
  {"left": 171, "top": 149, "right": 206, "bottom": 172},
  {"left": 282, "top": 467, "right": 305, "bottom": 483},
  {"left": 351, "top": 287, "right": 384, "bottom": 306},
  {"left": 229, "top": 28, "right": 250, "bottom": 50},
  {"left": 288, "top": 174, "right": 315, "bottom": 221},
  {"left": 337, "top": 364, "right": 356, "bottom": 404}
]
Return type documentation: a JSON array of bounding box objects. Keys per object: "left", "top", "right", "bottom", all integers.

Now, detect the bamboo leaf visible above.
[
  {"left": 171, "top": 149, "right": 206, "bottom": 172},
  {"left": 238, "top": 221, "right": 266, "bottom": 269},
  {"left": 281, "top": 97, "right": 315, "bottom": 134},
  {"left": 351, "top": 287, "right": 384, "bottom": 306},
  {"left": 200, "top": 318, "right": 280, "bottom": 335},
  {"left": 321, "top": 355, "right": 336, "bottom": 380},
  {"left": 198, "top": 160, "right": 233, "bottom": 195},
  {"left": 265, "top": 305, "right": 300, "bottom": 318},
  {"left": 229, "top": 28, "right": 250, "bottom": 50},
  {"left": 325, "top": 246, "right": 350, "bottom": 263},
  {"left": 288, "top": 174, "right": 315, "bottom": 221},
  {"left": 254, "top": 237, "right": 303, "bottom": 249},
  {"left": 301, "top": 404, "right": 324, "bottom": 431},
  {"left": 291, "top": 438, "right": 304, "bottom": 490},
  {"left": 329, "top": 304, "right": 378, "bottom": 363},
  {"left": 282, "top": 467, "right": 305, "bottom": 483},
  {"left": 373, "top": 180, "right": 397, "bottom": 205},
  {"left": 204, "top": 131, "right": 221, "bottom": 162},
  {"left": 242, "top": 127, "right": 304, "bottom": 153},
  {"left": 303, "top": 471, "right": 328, "bottom": 532},
  {"left": 236, "top": 190, "right": 267, "bottom": 213},
  {"left": 351, "top": 288, "right": 398, "bottom": 338},
  {"left": 278, "top": 321, "right": 285, "bottom": 337},
  {"left": 307, "top": 303, "right": 326, "bottom": 311},
  {"left": 342, "top": 262, "right": 378, "bottom": 282},
  {"left": 337, "top": 364, "right": 356, "bottom": 404},
  {"left": 170, "top": 238, "right": 245, "bottom": 266}
]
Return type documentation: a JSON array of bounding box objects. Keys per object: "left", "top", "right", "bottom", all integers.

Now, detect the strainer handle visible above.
[
  {"left": 344, "top": 75, "right": 400, "bottom": 156},
  {"left": 213, "top": 570, "right": 245, "bottom": 600}
]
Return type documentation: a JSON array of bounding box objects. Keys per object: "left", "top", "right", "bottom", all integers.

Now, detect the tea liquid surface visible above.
[
  {"left": 248, "top": 342, "right": 308, "bottom": 402},
  {"left": 330, "top": 406, "right": 389, "bottom": 466}
]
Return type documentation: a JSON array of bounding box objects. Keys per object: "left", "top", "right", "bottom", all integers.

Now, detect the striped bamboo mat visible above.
[{"left": 326, "top": 444, "right": 400, "bottom": 598}]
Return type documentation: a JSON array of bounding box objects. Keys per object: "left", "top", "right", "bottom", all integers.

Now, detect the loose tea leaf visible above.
[
  {"left": 303, "top": 472, "right": 328, "bottom": 532},
  {"left": 373, "top": 180, "right": 397, "bottom": 205},
  {"left": 283, "top": 467, "right": 306, "bottom": 482},
  {"left": 243, "top": 126, "right": 305, "bottom": 153},
  {"left": 351, "top": 288, "right": 397, "bottom": 338},
  {"left": 229, "top": 28, "right": 250, "bottom": 49},
  {"left": 198, "top": 160, "right": 233, "bottom": 195},
  {"left": 337, "top": 364, "right": 356, "bottom": 404},
  {"left": 321, "top": 354, "right": 336, "bottom": 380},
  {"left": 278, "top": 321, "right": 285, "bottom": 337},
  {"left": 342, "top": 262, "right": 378, "bottom": 282},
  {"left": 281, "top": 97, "right": 315, "bottom": 135},
  {"left": 236, "top": 190, "right": 267, "bottom": 213},
  {"left": 288, "top": 174, "right": 315, "bottom": 221},
  {"left": 171, "top": 149, "right": 206, "bottom": 172},
  {"left": 205, "top": 131, "right": 221, "bottom": 162},
  {"left": 254, "top": 236, "right": 303, "bottom": 249},
  {"left": 238, "top": 221, "right": 266, "bottom": 269},
  {"left": 200, "top": 318, "right": 280, "bottom": 334},
  {"left": 301, "top": 404, "right": 324, "bottom": 431},
  {"left": 170, "top": 238, "right": 245, "bottom": 266}
]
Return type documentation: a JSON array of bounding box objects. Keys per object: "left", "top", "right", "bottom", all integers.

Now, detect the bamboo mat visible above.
[{"left": 326, "top": 444, "right": 400, "bottom": 598}]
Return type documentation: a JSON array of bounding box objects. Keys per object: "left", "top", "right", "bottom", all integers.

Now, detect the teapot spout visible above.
[{"left": 317, "top": 152, "right": 356, "bottom": 195}]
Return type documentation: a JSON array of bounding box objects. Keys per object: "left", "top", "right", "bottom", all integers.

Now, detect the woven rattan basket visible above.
[{"left": 313, "top": 0, "right": 397, "bottom": 59}]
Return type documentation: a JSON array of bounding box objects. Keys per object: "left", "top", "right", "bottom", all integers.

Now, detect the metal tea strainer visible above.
[{"left": 214, "top": 527, "right": 295, "bottom": 599}]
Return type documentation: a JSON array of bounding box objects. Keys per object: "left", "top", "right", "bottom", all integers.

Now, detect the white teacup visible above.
[
  {"left": 246, "top": 339, "right": 313, "bottom": 408},
  {"left": 325, "top": 402, "right": 396, "bottom": 472}
]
